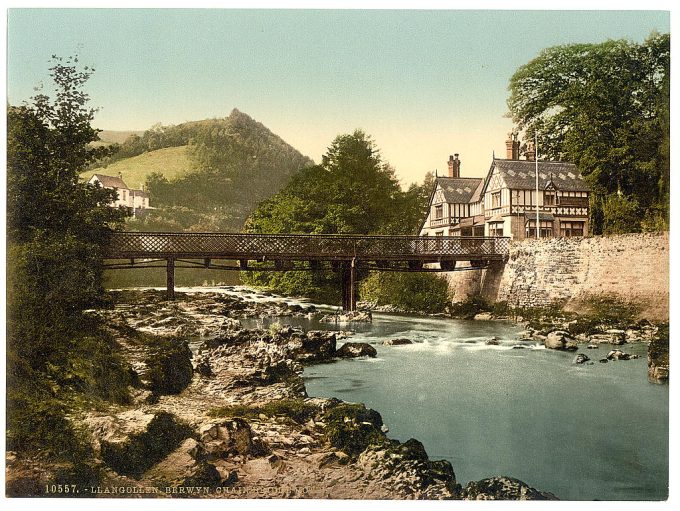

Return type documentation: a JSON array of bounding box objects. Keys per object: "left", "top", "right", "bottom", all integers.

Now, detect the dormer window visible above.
[{"left": 544, "top": 190, "right": 555, "bottom": 206}]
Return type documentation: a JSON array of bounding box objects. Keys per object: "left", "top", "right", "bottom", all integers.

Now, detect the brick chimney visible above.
[
  {"left": 506, "top": 132, "right": 520, "bottom": 160},
  {"left": 525, "top": 141, "right": 536, "bottom": 161},
  {"left": 448, "top": 154, "right": 461, "bottom": 178}
]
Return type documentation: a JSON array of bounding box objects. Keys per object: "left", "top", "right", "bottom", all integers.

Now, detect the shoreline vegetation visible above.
[{"left": 6, "top": 287, "right": 667, "bottom": 498}]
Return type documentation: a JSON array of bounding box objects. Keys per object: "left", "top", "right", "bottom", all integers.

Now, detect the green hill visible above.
[
  {"left": 82, "top": 145, "right": 192, "bottom": 189},
  {"left": 88, "top": 109, "right": 315, "bottom": 232}
]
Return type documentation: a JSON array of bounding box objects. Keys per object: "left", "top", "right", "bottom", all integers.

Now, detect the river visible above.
[
  {"left": 243, "top": 309, "right": 668, "bottom": 501},
  {"left": 143, "top": 286, "right": 668, "bottom": 500}
]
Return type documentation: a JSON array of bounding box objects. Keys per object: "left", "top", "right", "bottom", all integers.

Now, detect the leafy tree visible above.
[
  {"left": 7, "top": 55, "right": 130, "bottom": 459},
  {"left": 507, "top": 33, "right": 670, "bottom": 234},
  {"left": 246, "top": 130, "right": 403, "bottom": 235},
  {"left": 602, "top": 194, "right": 641, "bottom": 235},
  {"left": 243, "top": 132, "right": 444, "bottom": 304}
]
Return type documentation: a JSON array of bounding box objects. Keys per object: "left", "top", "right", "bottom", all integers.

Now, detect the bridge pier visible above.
[
  {"left": 166, "top": 257, "right": 175, "bottom": 300},
  {"left": 341, "top": 259, "right": 357, "bottom": 312}
]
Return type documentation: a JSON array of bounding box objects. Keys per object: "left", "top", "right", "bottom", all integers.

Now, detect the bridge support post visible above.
[
  {"left": 341, "top": 259, "right": 357, "bottom": 312},
  {"left": 166, "top": 257, "right": 175, "bottom": 301}
]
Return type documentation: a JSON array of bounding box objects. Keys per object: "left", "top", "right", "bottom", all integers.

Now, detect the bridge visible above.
[{"left": 104, "top": 232, "right": 510, "bottom": 311}]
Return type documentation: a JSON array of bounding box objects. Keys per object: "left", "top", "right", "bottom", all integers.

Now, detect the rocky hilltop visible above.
[{"left": 6, "top": 290, "right": 557, "bottom": 500}]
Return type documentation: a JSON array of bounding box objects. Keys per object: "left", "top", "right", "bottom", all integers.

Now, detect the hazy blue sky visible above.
[{"left": 7, "top": 9, "right": 670, "bottom": 185}]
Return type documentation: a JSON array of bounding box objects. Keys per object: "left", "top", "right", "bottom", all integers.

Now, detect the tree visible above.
[
  {"left": 507, "top": 33, "right": 670, "bottom": 233},
  {"left": 243, "top": 131, "right": 441, "bottom": 303},
  {"left": 7, "top": 56, "right": 131, "bottom": 458},
  {"left": 246, "top": 130, "right": 403, "bottom": 236}
]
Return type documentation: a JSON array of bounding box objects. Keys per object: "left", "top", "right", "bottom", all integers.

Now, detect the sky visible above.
[{"left": 6, "top": 7, "right": 671, "bottom": 187}]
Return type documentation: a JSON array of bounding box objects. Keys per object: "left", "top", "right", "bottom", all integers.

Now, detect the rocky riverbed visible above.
[{"left": 6, "top": 289, "right": 560, "bottom": 500}]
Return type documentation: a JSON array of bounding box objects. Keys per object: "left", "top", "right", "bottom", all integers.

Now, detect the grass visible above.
[
  {"left": 209, "top": 399, "right": 319, "bottom": 424},
  {"left": 80, "top": 145, "right": 193, "bottom": 189}
]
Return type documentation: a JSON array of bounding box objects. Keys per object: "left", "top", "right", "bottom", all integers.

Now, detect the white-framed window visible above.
[
  {"left": 435, "top": 205, "right": 443, "bottom": 219},
  {"left": 489, "top": 222, "right": 504, "bottom": 237},
  {"left": 491, "top": 192, "right": 501, "bottom": 209},
  {"left": 526, "top": 220, "right": 553, "bottom": 238}
]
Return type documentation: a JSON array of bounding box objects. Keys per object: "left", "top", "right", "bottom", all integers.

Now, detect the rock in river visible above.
[
  {"left": 574, "top": 353, "right": 590, "bottom": 365},
  {"left": 544, "top": 331, "right": 578, "bottom": 351},
  {"left": 336, "top": 342, "right": 377, "bottom": 358},
  {"left": 607, "top": 349, "right": 631, "bottom": 361},
  {"left": 462, "top": 476, "right": 558, "bottom": 500},
  {"left": 383, "top": 338, "right": 413, "bottom": 346}
]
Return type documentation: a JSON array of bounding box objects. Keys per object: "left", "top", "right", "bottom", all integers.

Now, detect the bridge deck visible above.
[{"left": 104, "top": 232, "right": 510, "bottom": 262}]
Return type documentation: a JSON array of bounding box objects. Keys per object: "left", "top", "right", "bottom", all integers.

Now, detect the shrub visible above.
[{"left": 360, "top": 271, "right": 451, "bottom": 313}]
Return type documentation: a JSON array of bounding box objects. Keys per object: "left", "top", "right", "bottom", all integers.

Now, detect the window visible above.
[
  {"left": 489, "top": 222, "right": 504, "bottom": 237},
  {"left": 561, "top": 221, "right": 585, "bottom": 237},
  {"left": 526, "top": 220, "right": 553, "bottom": 238},
  {"left": 544, "top": 191, "right": 556, "bottom": 206},
  {"left": 491, "top": 192, "right": 501, "bottom": 209},
  {"left": 434, "top": 205, "right": 443, "bottom": 219}
]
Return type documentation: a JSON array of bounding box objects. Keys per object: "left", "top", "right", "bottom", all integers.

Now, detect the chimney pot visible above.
[
  {"left": 525, "top": 141, "right": 536, "bottom": 161},
  {"left": 506, "top": 131, "right": 520, "bottom": 160},
  {"left": 448, "top": 154, "right": 461, "bottom": 178}
]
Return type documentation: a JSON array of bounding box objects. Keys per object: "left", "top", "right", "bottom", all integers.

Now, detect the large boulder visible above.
[
  {"left": 336, "top": 342, "right": 377, "bottom": 358},
  {"left": 544, "top": 331, "right": 578, "bottom": 351},
  {"left": 357, "top": 439, "right": 458, "bottom": 496},
  {"left": 463, "top": 476, "right": 558, "bottom": 500},
  {"left": 289, "top": 331, "right": 337, "bottom": 362}
]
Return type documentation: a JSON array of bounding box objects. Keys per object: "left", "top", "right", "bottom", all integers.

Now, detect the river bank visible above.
[{"left": 6, "top": 288, "right": 562, "bottom": 500}]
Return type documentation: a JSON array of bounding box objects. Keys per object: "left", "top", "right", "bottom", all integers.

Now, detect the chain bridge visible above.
[{"left": 104, "top": 232, "right": 510, "bottom": 311}]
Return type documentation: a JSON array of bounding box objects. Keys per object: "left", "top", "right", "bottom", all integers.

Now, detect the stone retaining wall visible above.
[{"left": 443, "top": 232, "right": 669, "bottom": 321}]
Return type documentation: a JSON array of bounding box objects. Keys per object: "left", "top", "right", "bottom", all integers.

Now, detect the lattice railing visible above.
[{"left": 104, "top": 232, "right": 509, "bottom": 260}]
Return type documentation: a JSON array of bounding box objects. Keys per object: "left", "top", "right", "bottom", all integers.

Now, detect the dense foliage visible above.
[
  {"left": 7, "top": 56, "right": 131, "bottom": 458},
  {"left": 242, "top": 130, "right": 442, "bottom": 305},
  {"left": 360, "top": 272, "right": 451, "bottom": 313},
  {"left": 507, "top": 33, "right": 670, "bottom": 234},
  {"left": 119, "top": 109, "right": 314, "bottom": 231}
]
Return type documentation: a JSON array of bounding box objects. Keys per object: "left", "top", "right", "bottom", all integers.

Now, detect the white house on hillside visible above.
[
  {"left": 88, "top": 173, "right": 150, "bottom": 217},
  {"left": 419, "top": 133, "right": 590, "bottom": 240}
]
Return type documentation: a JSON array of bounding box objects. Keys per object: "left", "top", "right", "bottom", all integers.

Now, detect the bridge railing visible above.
[{"left": 104, "top": 232, "right": 510, "bottom": 260}]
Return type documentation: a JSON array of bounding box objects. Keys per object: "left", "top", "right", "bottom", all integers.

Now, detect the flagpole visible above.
[{"left": 535, "top": 131, "right": 540, "bottom": 239}]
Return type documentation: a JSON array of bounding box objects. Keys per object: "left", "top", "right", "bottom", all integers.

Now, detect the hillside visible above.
[
  {"left": 82, "top": 145, "right": 193, "bottom": 189},
  {"left": 90, "top": 129, "right": 144, "bottom": 148},
  {"left": 92, "top": 109, "right": 315, "bottom": 232}
]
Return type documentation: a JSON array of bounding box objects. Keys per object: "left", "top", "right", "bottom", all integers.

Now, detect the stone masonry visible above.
[{"left": 443, "top": 233, "right": 669, "bottom": 321}]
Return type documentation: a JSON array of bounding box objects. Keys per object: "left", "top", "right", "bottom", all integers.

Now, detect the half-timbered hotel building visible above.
[{"left": 419, "top": 134, "right": 590, "bottom": 240}]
